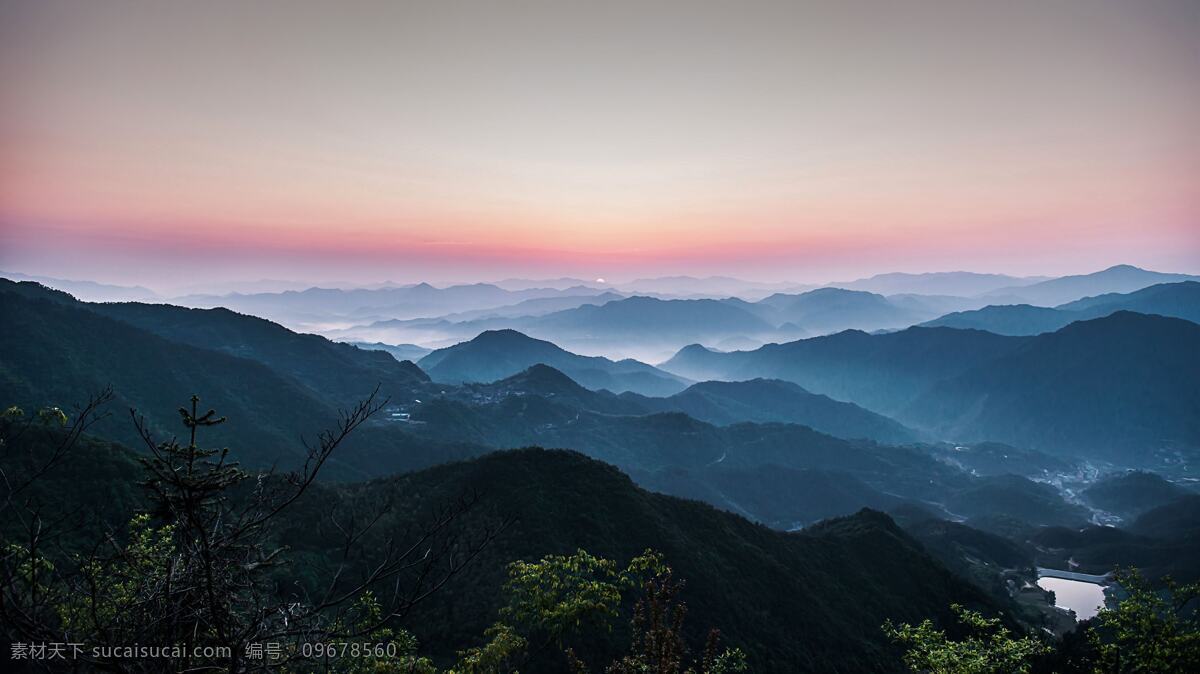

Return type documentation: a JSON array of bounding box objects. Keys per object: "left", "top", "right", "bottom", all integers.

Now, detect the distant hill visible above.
[
  {"left": 404, "top": 383, "right": 975, "bottom": 521},
  {"left": 348, "top": 341, "right": 433, "bottom": 362},
  {"left": 1131, "top": 494, "right": 1200, "bottom": 540},
  {"left": 983, "top": 265, "right": 1199, "bottom": 306},
  {"left": 0, "top": 271, "right": 159, "bottom": 302},
  {"left": 828, "top": 271, "right": 1044, "bottom": 296},
  {"left": 919, "top": 281, "right": 1200, "bottom": 335},
  {"left": 1032, "top": 497, "right": 1200, "bottom": 582},
  {"left": 0, "top": 278, "right": 430, "bottom": 406},
  {"left": 923, "top": 441, "right": 1073, "bottom": 478},
  {"left": 900, "top": 518, "right": 1035, "bottom": 600},
  {"left": 323, "top": 448, "right": 997, "bottom": 671},
  {"left": 0, "top": 288, "right": 338, "bottom": 466},
  {"left": 902, "top": 312, "right": 1200, "bottom": 459},
  {"left": 450, "top": 364, "right": 651, "bottom": 417},
  {"left": 0, "top": 282, "right": 482, "bottom": 478},
  {"left": 660, "top": 327, "right": 1027, "bottom": 415},
  {"left": 946, "top": 475, "right": 1091, "bottom": 528},
  {"left": 625, "top": 378, "right": 918, "bottom": 444},
  {"left": 418, "top": 329, "right": 690, "bottom": 396},
  {"left": 919, "top": 304, "right": 1072, "bottom": 336},
  {"left": 445, "top": 366, "right": 918, "bottom": 446},
  {"left": 613, "top": 275, "right": 809, "bottom": 297},
  {"left": 1058, "top": 280, "right": 1200, "bottom": 323},
  {"left": 751, "top": 287, "right": 928, "bottom": 334},
  {"left": 85, "top": 301, "right": 430, "bottom": 406},
  {"left": 434, "top": 291, "right": 626, "bottom": 321},
  {"left": 634, "top": 463, "right": 904, "bottom": 529},
  {"left": 528, "top": 295, "right": 775, "bottom": 341},
  {"left": 173, "top": 282, "right": 609, "bottom": 330},
  {"left": 660, "top": 309, "right": 1200, "bottom": 460},
  {"left": 1083, "top": 471, "right": 1192, "bottom": 520},
  {"left": 349, "top": 295, "right": 782, "bottom": 364}
]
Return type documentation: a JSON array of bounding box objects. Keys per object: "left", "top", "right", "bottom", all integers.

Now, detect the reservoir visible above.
[{"left": 1037, "top": 575, "right": 1107, "bottom": 621}]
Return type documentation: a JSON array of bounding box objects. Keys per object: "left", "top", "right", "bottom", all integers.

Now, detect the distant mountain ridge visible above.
[
  {"left": 920, "top": 281, "right": 1200, "bottom": 335},
  {"left": 418, "top": 329, "right": 691, "bottom": 396},
  {"left": 172, "top": 281, "right": 612, "bottom": 331},
  {"left": 902, "top": 311, "right": 1200, "bottom": 459},
  {"left": 661, "top": 326, "right": 1028, "bottom": 415},
  {"left": 983, "top": 265, "right": 1199, "bottom": 306},
  {"left": 662, "top": 309, "right": 1200, "bottom": 461},
  {"left": 0, "top": 270, "right": 160, "bottom": 302},
  {"left": 320, "top": 266, "right": 1199, "bottom": 362},
  {"left": 0, "top": 279, "right": 483, "bottom": 478},
  {"left": 624, "top": 378, "right": 919, "bottom": 444},
  {"left": 337, "top": 288, "right": 956, "bottom": 361},
  {"left": 828, "top": 271, "right": 1046, "bottom": 296}
]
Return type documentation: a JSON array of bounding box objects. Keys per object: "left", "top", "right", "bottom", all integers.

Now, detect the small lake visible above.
[{"left": 1037, "top": 576, "right": 1107, "bottom": 621}]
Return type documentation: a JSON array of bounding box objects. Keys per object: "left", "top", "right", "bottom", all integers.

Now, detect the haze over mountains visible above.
[
  {"left": 208, "top": 264, "right": 1200, "bottom": 361},
  {"left": 417, "top": 329, "right": 690, "bottom": 396},
  {"left": 10, "top": 263, "right": 1193, "bottom": 361},
  {"left": 921, "top": 281, "right": 1200, "bottom": 335}
]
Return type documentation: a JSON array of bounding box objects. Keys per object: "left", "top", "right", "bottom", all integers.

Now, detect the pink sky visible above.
[{"left": 1, "top": 0, "right": 1197, "bottom": 290}]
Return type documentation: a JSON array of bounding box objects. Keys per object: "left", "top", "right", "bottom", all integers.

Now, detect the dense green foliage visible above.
[
  {"left": 1087, "top": 569, "right": 1200, "bottom": 673},
  {"left": 884, "top": 604, "right": 1049, "bottom": 674}
]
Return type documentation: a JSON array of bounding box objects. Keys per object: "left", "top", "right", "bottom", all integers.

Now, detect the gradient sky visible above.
[{"left": 1, "top": 0, "right": 1197, "bottom": 290}]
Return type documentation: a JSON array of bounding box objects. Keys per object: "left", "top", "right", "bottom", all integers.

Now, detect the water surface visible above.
[{"left": 1037, "top": 576, "right": 1106, "bottom": 620}]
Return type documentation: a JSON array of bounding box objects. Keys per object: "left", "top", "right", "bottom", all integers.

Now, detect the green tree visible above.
[
  {"left": 463, "top": 548, "right": 745, "bottom": 674},
  {"left": 1087, "top": 568, "right": 1200, "bottom": 674},
  {"left": 883, "top": 603, "right": 1048, "bottom": 674},
  {"left": 2, "top": 393, "right": 499, "bottom": 672},
  {"left": 605, "top": 569, "right": 747, "bottom": 674}
]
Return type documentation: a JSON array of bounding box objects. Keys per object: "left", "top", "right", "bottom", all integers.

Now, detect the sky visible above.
[{"left": 1, "top": 0, "right": 1198, "bottom": 291}]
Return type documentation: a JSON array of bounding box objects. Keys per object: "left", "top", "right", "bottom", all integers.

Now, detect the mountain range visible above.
[
  {"left": 981, "top": 265, "right": 1199, "bottom": 306},
  {"left": 0, "top": 279, "right": 481, "bottom": 479},
  {"left": 418, "top": 329, "right": 690, "bottom": 396},
  {"left": 920, "top": 281, "right": 1200, "bottom": 335},
  {"left": 662, "top": 310, "right": 1200, "bottom": 461},
  {"left": 827, "top": 271, "right": 1047, "bottom": 296},
  {"left": 8, "top": 267, "right": 1200, "bottom": 664},
  {"left": 902, "top": 312, "right": 1200, "bottom": 459}
]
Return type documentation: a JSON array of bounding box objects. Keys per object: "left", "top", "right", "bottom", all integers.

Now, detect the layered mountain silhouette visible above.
[
  {"left": 174, "top": 281, "right": 611, "bottom": 329},
  {"left": 662, "top": 309, "right": 1200, "bottom": 460},
  {"left": 333, "top": 287, "right": 983, "bottom": 361},
  {"left": 902, "top": 312, "right": 1200, "bottom": 458},
  {"left": 749, "top": 287, "right": 930, "bottom": 334},
  {"left": 982, "top": 265, "right": 1198, "bottom": 306},
  {"left": 919, "top": 304, "right": 1073, "bottom": 336},
  {"left": 624, "top": 378, "right": 919, "bottom": 444},
  {"left": 348, "top": 341, "right": 433, "bottom": 362},
  {"left": 418, "top": 329, "right": 690, "bottom": 396},
  {"left": 827, "top": 271, "right": 1045, "bottom": 296},
  {"left": 1082, "top": 471, "right": 1192, "bottom": 520},
  {"left": 661, "top": 326, "right": 1027, "bottom": 415},
  {"left": 920, "top": 281, "right": 1200, "bottom": 335},
  {"left": 0, "top": 280, "right": 481, "bottom": 478}
]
